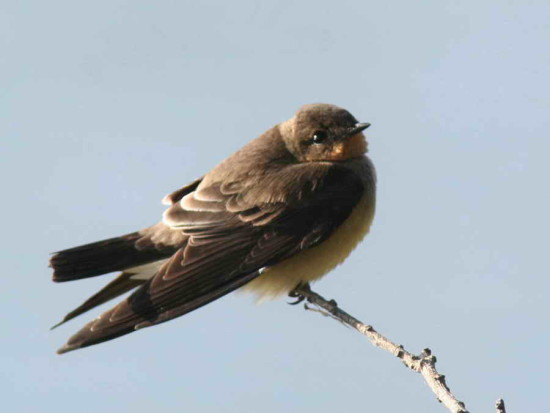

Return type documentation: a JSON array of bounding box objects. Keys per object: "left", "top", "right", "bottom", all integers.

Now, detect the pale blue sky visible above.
[{"left": 2, "top": 1, "right": 549, "bottom": 412}]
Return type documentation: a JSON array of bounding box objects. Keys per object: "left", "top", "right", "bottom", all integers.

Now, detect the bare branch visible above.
[
  {"left": 496, "top": 399, "right": 506, "bottom": 413},
  {"left": 292, "top": 284, "right": 506, "bottom": 413}
]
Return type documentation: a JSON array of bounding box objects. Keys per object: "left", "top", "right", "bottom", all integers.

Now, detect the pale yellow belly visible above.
[{"left": 241, "top": 193, "right": 375, "bottom": 301}]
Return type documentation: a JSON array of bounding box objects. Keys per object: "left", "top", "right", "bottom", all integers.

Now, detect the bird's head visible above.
[{"left": 280, "top": 103, "right": 371, "bottom": 162}]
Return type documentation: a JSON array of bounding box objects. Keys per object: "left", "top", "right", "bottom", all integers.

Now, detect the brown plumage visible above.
[{"left": 50, "top": 103, "right": 376, "bottom": 354}]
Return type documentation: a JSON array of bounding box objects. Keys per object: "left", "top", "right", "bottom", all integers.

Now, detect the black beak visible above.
[
  {"left": 351, "top": 122, "right": 371, "bottom": 134},
  {"left": 344, "top": 122, "right": 371, "bottom": 139}
]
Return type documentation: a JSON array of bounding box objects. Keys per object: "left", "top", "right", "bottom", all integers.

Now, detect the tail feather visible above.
[
  {"left": 50, "top": 232, "right": 174, "bottom": 282},
  {"left": 51, "top": 273, "right": 146, "bottom": 329}
]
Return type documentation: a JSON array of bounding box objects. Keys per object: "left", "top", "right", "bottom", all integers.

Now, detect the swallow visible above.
[{"left": 50, "top": 103, "right": 376, "bottom": 354}]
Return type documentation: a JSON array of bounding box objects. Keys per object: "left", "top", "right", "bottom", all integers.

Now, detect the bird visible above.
[{"left": 50, "top": 103, "right": 376, "bottom": 354}]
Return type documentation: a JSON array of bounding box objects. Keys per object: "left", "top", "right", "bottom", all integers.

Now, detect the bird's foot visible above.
[{"left": 287, "top": 282, "right": 311, "bottom": 305}]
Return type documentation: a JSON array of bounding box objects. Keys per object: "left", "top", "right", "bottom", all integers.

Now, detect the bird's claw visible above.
[
  {"left": 287, "top": 294, "right": 306, "bottom": 305},
  {"left": 287, "top": 283, "right": 311, "bottom": 305}
]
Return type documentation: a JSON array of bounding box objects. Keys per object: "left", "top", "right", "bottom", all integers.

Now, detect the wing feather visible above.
[{"left": 58, "top": 163, "right": 368, "bottom": 353}]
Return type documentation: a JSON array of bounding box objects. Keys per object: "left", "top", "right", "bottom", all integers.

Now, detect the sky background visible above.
[{"left": 2, "top": 1, "right": 549, "bottom": 412}]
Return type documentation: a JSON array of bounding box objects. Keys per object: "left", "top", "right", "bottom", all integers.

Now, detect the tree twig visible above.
[
  {"left": 495, "top": 399, "right": 506, "bottom": 413},
  {"left": 292, "top": 284, "right": 506, "bottom": 413}
]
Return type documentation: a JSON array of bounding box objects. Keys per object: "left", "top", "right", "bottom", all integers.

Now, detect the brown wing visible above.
[
  {"left": 50, "top": 180, "right": 203, "bottom": 324},
  {"left": 51, "top": 272, "right": 144, "bottom": 329},
  {"left": 57, "top": 163, "right": 366, "bottom": 353}
]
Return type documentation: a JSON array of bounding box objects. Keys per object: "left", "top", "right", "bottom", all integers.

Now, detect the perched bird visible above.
[{"left": 50, "top": 103, "right": 376, "bottom": 354}]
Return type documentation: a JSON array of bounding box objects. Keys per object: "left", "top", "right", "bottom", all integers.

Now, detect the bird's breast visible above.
[{"left": 241, "top": 192, "right": 375, "bottom": 301}]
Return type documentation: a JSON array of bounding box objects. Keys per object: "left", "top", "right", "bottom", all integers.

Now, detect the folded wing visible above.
[{"left": 58, "top": 163, "right": 365, "bottom": 353}]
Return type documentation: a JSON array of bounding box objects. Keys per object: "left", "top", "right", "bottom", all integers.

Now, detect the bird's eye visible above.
[{"left": 311, "top": 130, "right": 328, "bottom": 144}]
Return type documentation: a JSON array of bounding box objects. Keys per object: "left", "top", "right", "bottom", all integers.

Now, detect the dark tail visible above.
[
  {"left": 50, "top": 232, "right": 173, "bottom": 282},
  {"left": 51, "top": 273, "right": 146, "bottom": 329}
]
